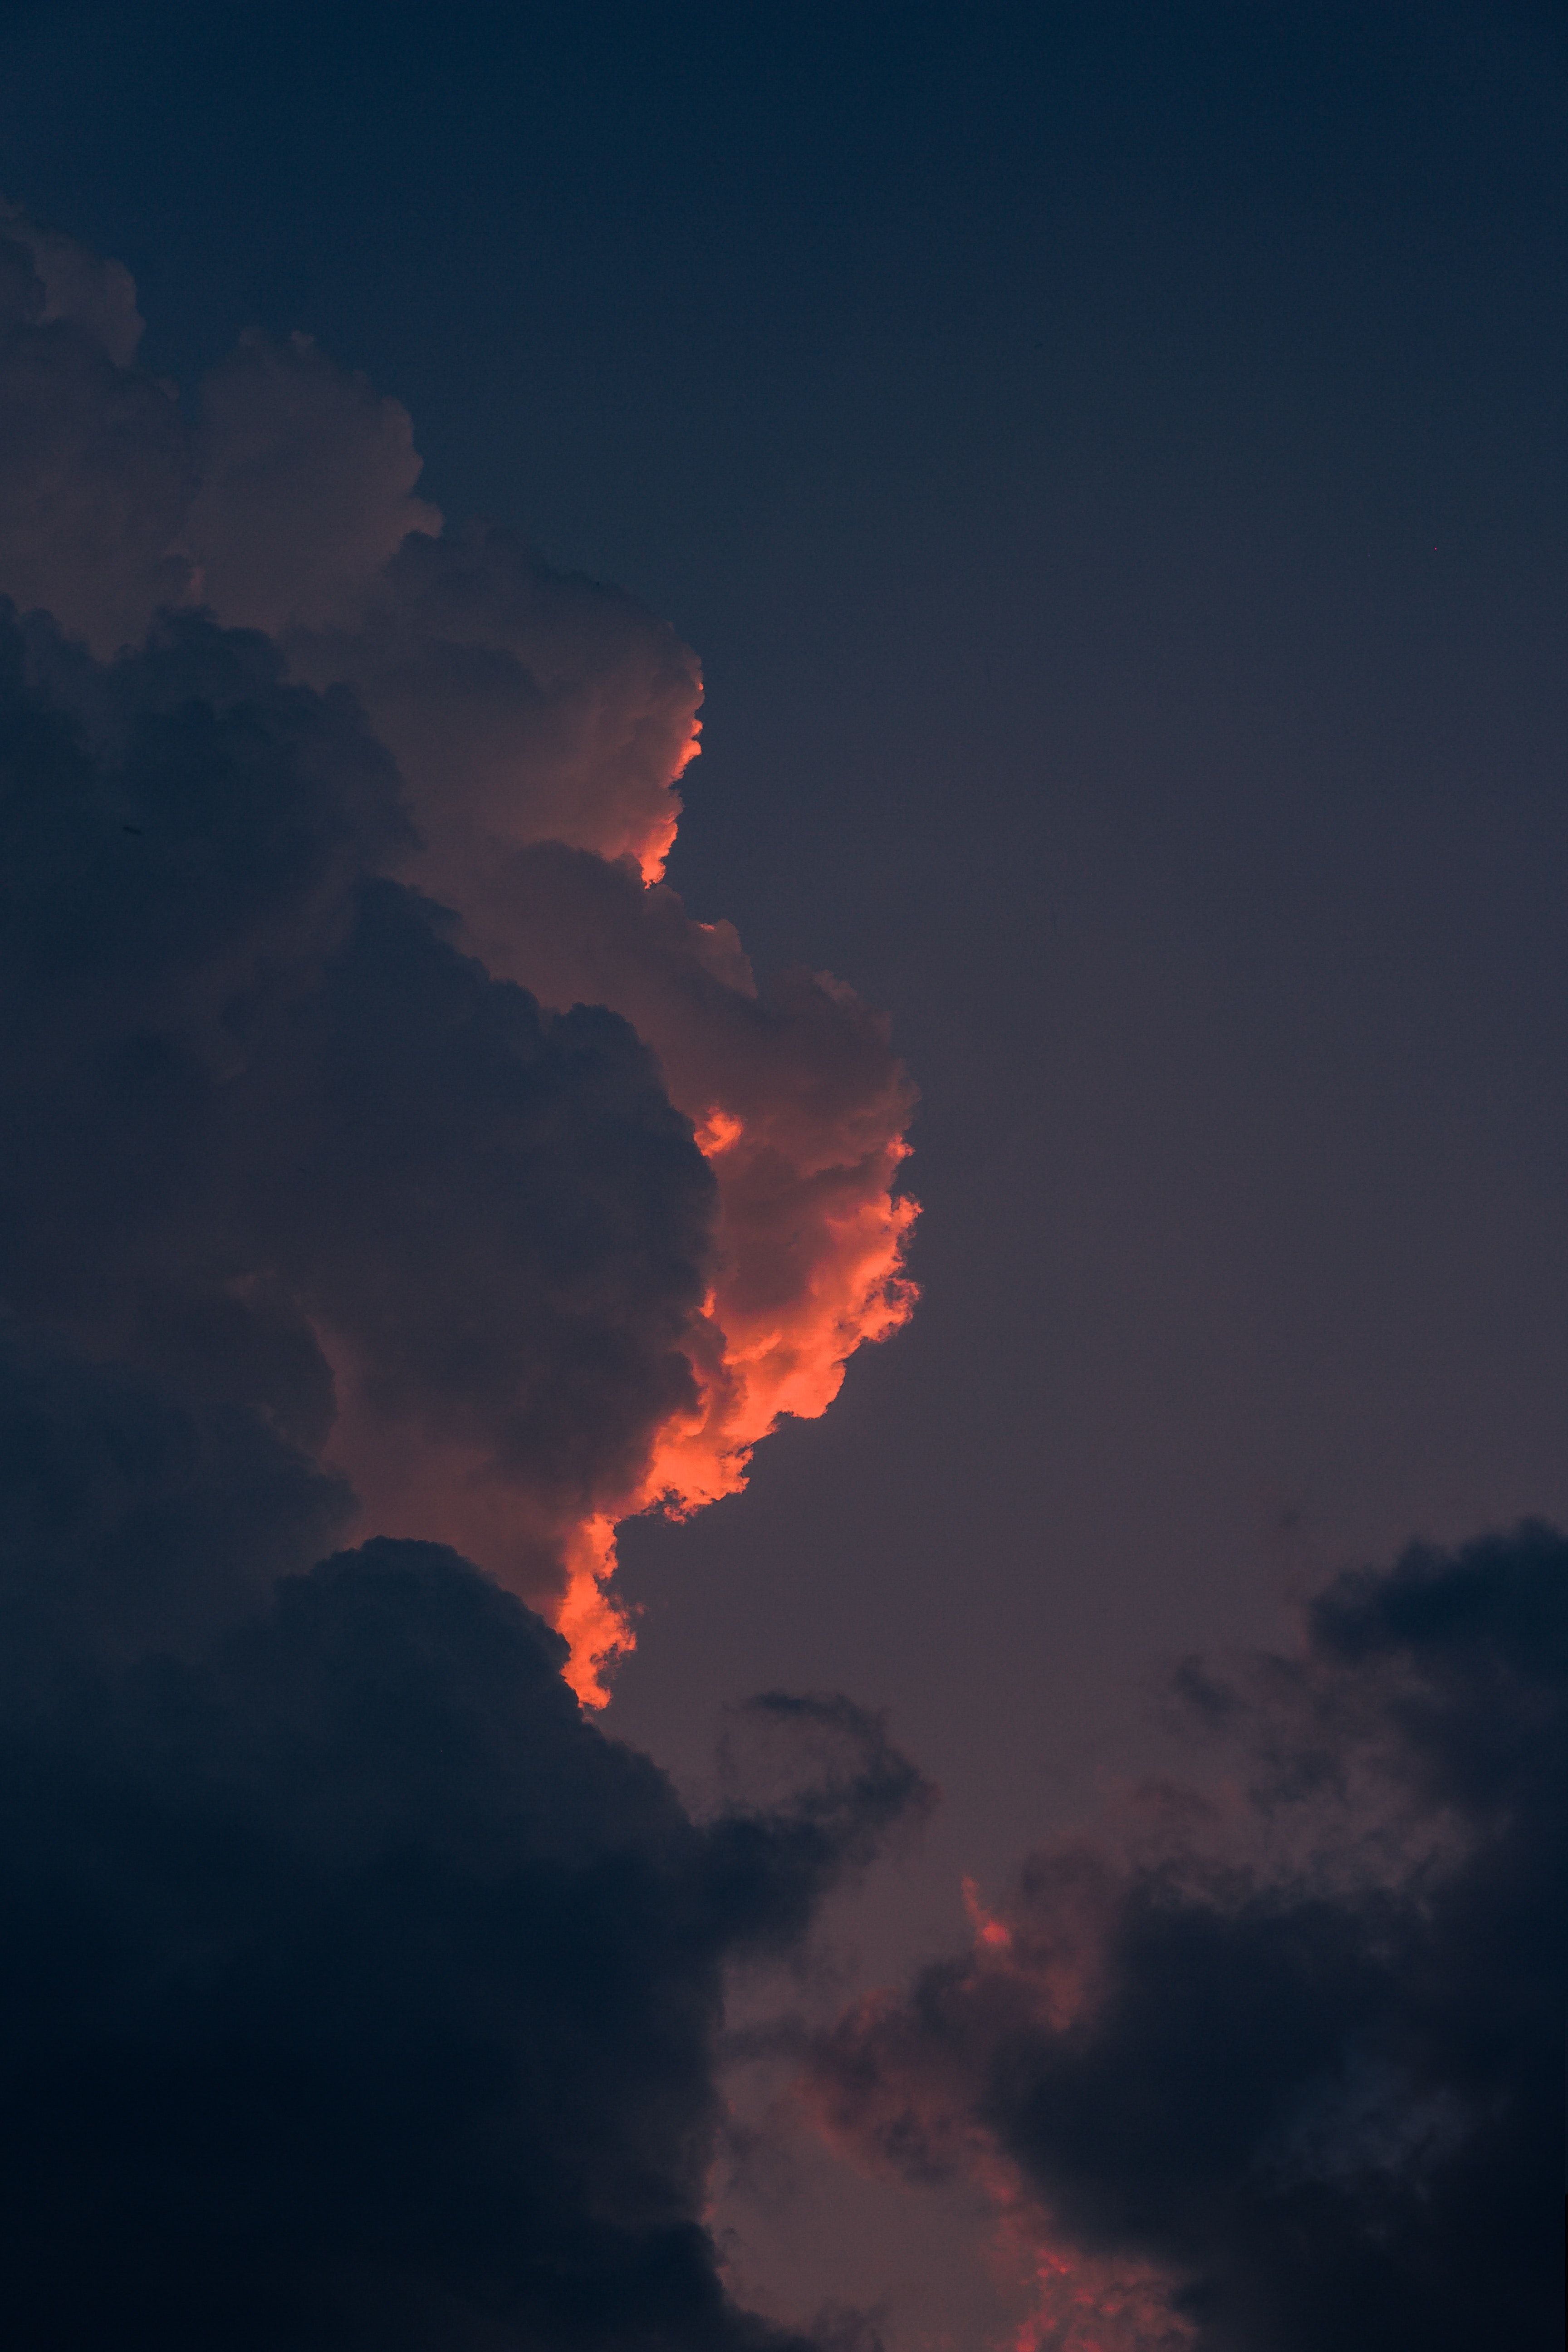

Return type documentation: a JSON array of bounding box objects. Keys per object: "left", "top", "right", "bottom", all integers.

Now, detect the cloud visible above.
[
  {"left": 2, "top": 190, "right": 1557, "bottom": 2352},
  {"left": 0, "top": 207, "right": 192, "bottom": 659},
  {"left": 436, "top": 841, "right": 919, "bottom": 1534},
  {"left": 0, "top": 202, "right": 918, "bottom": 1694},
  {"left": 0, "top": 595, "right": 727, "bottom": 1639},
  {"left": 286, "top": 519, "right": 705, "bottom": 882},
  {"left": 0, "top": 1318, "right": 352, "bottom": 1665},
  {"left": 804, "top": 1525, "right": 1567, "bottom": 2352},
  {"left": 0, "top": 1326, "right": 929, "bottom": 2346},
  {"left": 189, "top": 328, "right": 444, "bottom": 637},
  {"left": 0, "top": 197, "right": 937, "bottom": 2343}
]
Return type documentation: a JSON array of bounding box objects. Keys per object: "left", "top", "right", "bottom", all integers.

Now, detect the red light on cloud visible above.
[
  {"left": 393, "top": 814, "right": 922, "bottom": 1703},
  {"left": 302, "top": 662, "right": 919, "bottom": 1701},
  {"left": 559, "top": 1123, "right": 919, "bottom": 1700},
  {"left": 0, "top": 201, "right": 919, "bottom": 1709}
]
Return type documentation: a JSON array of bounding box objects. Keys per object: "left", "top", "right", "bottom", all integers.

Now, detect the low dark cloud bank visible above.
[{"left": 808, "top": 1524, "right": 1566, "bottom": 2349}]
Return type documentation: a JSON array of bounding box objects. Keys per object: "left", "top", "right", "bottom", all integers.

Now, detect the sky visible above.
[{"left": 0, "top": 4, "right": 1562, "bottom": 2347}]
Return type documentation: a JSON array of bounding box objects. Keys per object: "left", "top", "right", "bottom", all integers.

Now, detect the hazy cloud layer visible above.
[
  {"left": 0, "top": 202, "right": 918, "bottom": 1688},
  {"left": 806, "top": 1524, "right": 1566, "bottom": 2350}
]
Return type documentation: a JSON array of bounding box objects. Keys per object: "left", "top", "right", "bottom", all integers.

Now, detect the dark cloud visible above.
[
  {"left": 0, "top": 196, "right": 933, "bottom": 2348},
  {"left": 0, "top": 1320, "right": 351, "bottom": 1666},
  {"left": 807, "top": 1525, "right": 1566, "bottom": 2351},
  {"left": 0, "top": 420, "right": 913, "bottom": 2349},
  {"left": 0, "top": 598, "right": 718, "bottom": 1619},
  {"left": 0, "top": 1349, "right": 926, "bottom": 2345}
]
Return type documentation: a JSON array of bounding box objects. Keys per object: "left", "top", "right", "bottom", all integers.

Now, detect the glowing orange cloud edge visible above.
[
  {"left": 559, "top": 1132, "right": 920, "bottom": 1704},
  {"left": 630, "top": 716, "right": 701, "bottom": 887}
]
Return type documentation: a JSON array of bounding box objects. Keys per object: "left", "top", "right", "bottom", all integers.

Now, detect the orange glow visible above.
[
  {"left": 647, "top": 1147, "right": 919, "bottom": 1499},
  {"left": 338, "top": 677, "right": 918, "bottom": 1707},
  {"left": 316, "top": 903, "right": 918, "bottom": 1709},
  {"left": 631, "top": 715, "right": 701, "bottom": 886},
  {"left": 322, "top": 1003, "right": 917, "bottom": 1708},
  {"left": 963, "top": 1877, "right": 1014, "bottom": 1951},
  {"left": 551, "top": 1116, "right": 919, "bottom": 1705},
  {"left": 692, "top": 1106, "right": 745, "bottom": 1156},
  {"left": 555, "top": 1515, "right": 635, "bottom": 1704}
]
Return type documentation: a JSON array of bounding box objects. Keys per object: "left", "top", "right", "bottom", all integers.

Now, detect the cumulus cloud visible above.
[
  {"left": 286, "top": 519, "right": 704, "bottom": 881},
  {"left": 0, "top": 1318, "right": 352, "bottom": 1665},
  {"left": 804, "top": 1525, "right": 1567, "bottom": 2351},
  {"left": 0, "top": 202, "right": 917, "bottom": 1692},
  {"left": 0, "top": 600, "right": 720, "bottom": 1644},
  {"left": 443, "top": 842, "right": 919, "bottom": 1525},
  {"left": 0, "top": 197, "right": 932, "bottom": 2344}
]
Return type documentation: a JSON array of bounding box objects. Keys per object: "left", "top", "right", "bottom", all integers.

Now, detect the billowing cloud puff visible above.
[
  {"left": 439, "top": 842, "right": 919, "bottom": 1525},
  {"left": 804, "top": 1525, "right": 1566, "bottom": 2351},
  {"left": 0, "top": 203, "right": 918, "bottom": 1692},
  {"left": 0, "top": 1330, "right": 927, "bottom": 2348},
  {"left": 0, "top": 605, "right": 716, "bottom": 1642},
  {"left": 189, "top": 327, "right": 444, "bottom": 635},
  {"left": 287, "top": 519, "right": 704, "bottom": 882}
]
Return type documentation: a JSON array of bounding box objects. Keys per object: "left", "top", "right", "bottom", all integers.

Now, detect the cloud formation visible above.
[
  {"left": 449, "top": 842, "right": 919, "bottom": 1534},
  {"left": 1, "top": 192, "right": 1560, "bottom": 2352},
  {"left": 0, "top": 1325, "right": 927, "bottom": 2347},
  {"left": 0, "top": 599, "right": 720, "bottom": 1658},
  {"left": 805, "top": 1524, "right": 1566, "bottom": 2350},
  {"left": 0, "top": 195, "right": 930, "bottom": 2343},
  {"left": 0, "top": 202, "right": 918, "bottom": 1692}
]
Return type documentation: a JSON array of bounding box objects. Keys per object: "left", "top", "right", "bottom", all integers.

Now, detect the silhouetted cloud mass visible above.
[
  {"left": 0, "top": 1336, "right": 925, "bottom": 2345},
  {"left": 807, "top": 1524, "right": 1566, "bottom": 2350},
  {"left": 0, "top": 200, "right": 931, "bottom": 2345},
  {"left": 0, "top": 606, "right": 931, "bottom": 2351}
]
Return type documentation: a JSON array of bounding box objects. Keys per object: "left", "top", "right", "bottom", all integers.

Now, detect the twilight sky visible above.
[{"left": 0, "top": 5, "right": 1562, "bottom": 2348}]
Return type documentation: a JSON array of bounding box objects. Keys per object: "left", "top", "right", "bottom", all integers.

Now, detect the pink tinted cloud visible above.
[{"left": 0, "top": 204, "right": 918, "bottom": 1695}]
